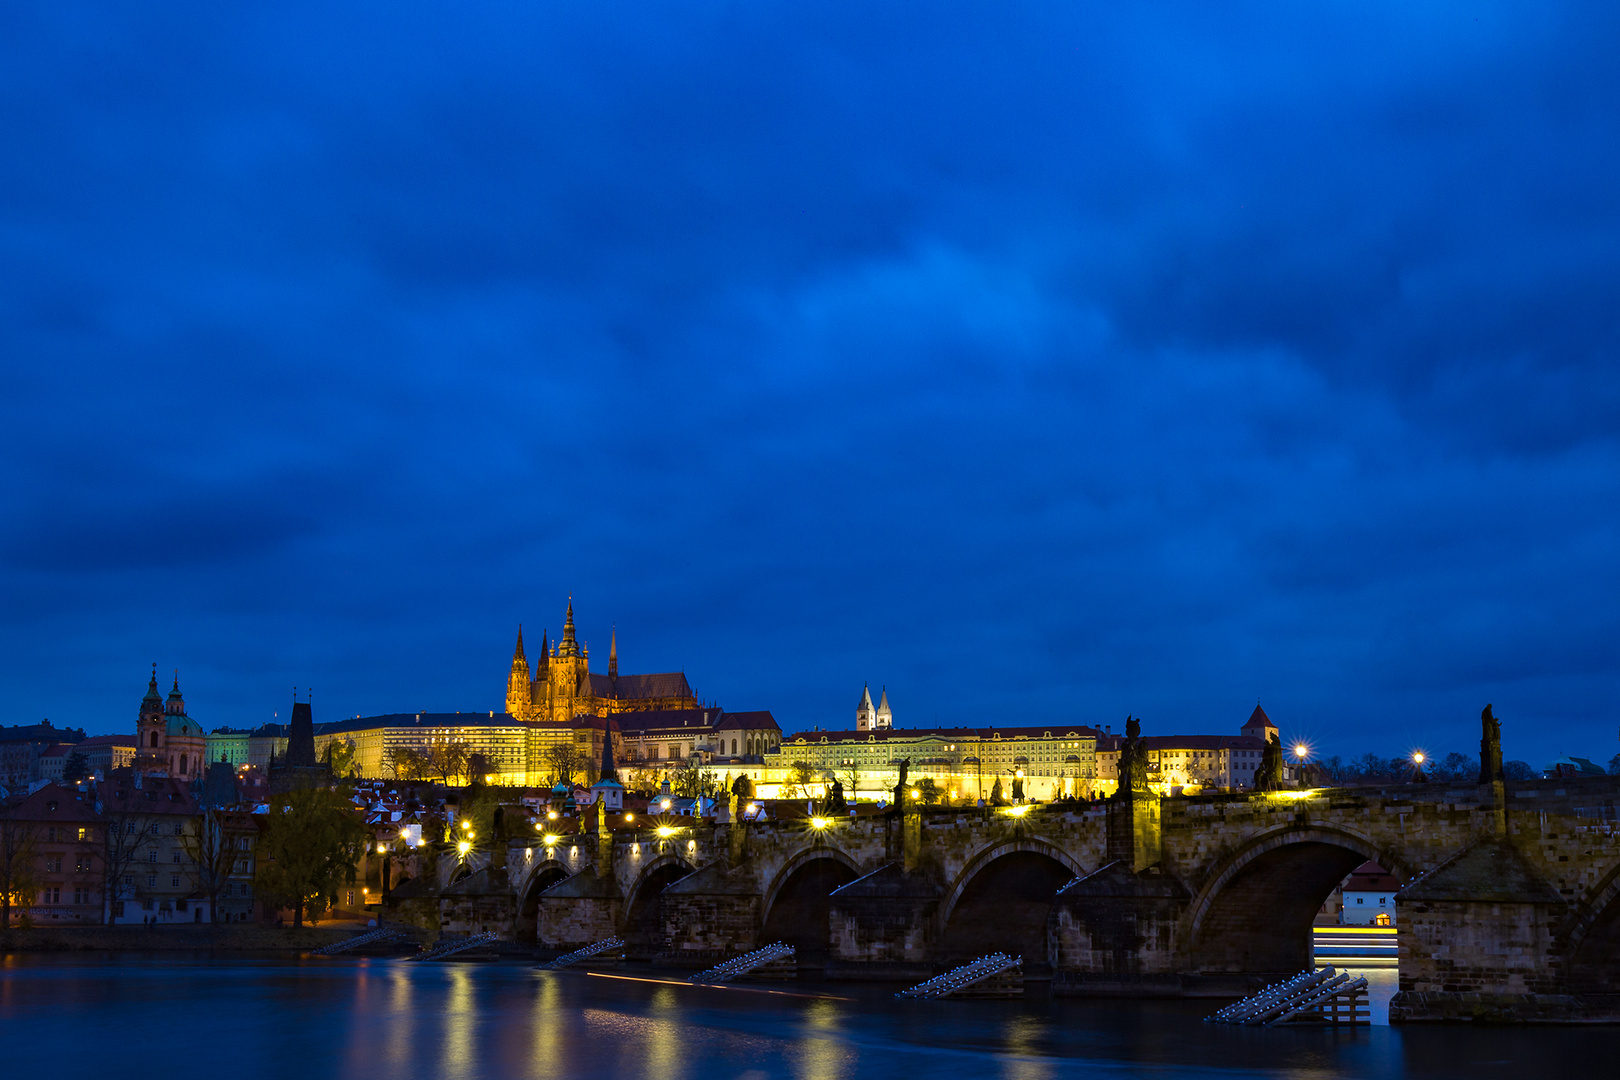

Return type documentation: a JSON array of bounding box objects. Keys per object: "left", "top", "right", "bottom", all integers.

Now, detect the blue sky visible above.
[{"left": 1, "top": 2, "right": 1616, "bottom": 766}]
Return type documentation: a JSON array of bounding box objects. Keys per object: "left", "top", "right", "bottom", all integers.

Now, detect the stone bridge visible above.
[{"left": 434, "top": 775, "right": 1620, "bottom": 1021}]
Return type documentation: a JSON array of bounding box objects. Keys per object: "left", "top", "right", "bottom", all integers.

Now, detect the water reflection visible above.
[
  {"left": 0, "top": 955, "right": 1613, "bottom": 1080},
  {"left": 441, "top": 966, "right": 476, "bottom": 1080}
]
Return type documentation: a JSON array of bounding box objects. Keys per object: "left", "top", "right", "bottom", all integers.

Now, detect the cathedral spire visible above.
[
  {"left": 513, "top": 624, "right": 526, "bottom": 661},
  {"left": 609, "top": 626, "right": 618, "bottom": 679}
]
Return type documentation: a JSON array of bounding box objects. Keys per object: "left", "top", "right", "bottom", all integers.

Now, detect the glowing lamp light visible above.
[
  {"left": 543, "top": 834, "right": 560, "bottom": 846},
  {"left": 456, "top": 840, "right": 472, "bottom": 855},
  {"left": 461, "top": 820, "right": 471, "bottom": 831},
  {"left": 909, "top": 788, "right": 920, "bottom": 799},
  {"left": 745, "top": 803, "right": 757, "bottom": 814},
  {"left": 656, "top": 825, "right": 676, "bottom": 838},
  {"left": 376, "top": 843, "right": 387, "bottom": 854},
  {"left": 810, "top": 817, "right": 830, "bottom": 830},
  {"left": 1412, "top": 752, "right": 1426, "bottom": 765},
  {"left": 624, "top": 812, "right": 635, "bottom": 822},
  {"left": 1006, "top": 804, "right": 1030, "bottom": 817},
  {"left": 1294, "top": 744, "right": 1309, "bottom": 760},
  {"left": 547, "top": 810, "right": 558, "bottom": 820},
  {"left": 661, "top": 798, "right": 671, "bottom": 809}
]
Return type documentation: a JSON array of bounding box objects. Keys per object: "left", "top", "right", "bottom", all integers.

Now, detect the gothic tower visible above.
[
  {"left": 546, "top": 600, "right": 591, "bottom": 723},
  {"left": 506, "top": 626, "right": 532, "bottom": 720},
  {"left": 134, "top": 665, "right": 166, "bottom": 772},
  {"left": 874, "top": 687, "right": 893, "bottom": 729},
  {"left": 856, "top": 684, "right": 876, "bottom": 731}
]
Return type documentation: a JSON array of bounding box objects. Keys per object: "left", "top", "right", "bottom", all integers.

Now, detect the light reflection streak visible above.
[{"left": 441, "top": 966, "right": 475, "bottom": 1080}]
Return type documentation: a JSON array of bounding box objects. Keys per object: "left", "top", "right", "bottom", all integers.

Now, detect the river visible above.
[{"left": 0, "top": 955, "right": 1601, "bottom": 1079}]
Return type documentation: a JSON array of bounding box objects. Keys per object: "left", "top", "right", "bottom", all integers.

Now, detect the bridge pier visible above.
[{"left": 826, "top": 863, "right": 942, "bottom": 981}]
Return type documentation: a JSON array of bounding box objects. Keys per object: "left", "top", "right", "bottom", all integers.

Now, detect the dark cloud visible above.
[{"left": 0, "top": 1, "right": 1615, "bottom": 766}]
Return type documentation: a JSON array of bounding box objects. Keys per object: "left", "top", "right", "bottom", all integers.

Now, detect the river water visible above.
[{"left": 0, "top": 955, "right": 1602, "bottom": 1079}]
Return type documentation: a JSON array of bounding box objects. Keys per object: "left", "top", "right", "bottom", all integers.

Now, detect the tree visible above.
[
  {"left": 916, "top": 778, "right": 942, "bottom": 806},
  {"left": 257, "top": 787, "right": 367, "bottom": 928},
  {"left": 1609, "top": 752, "right": 1620, "bottom": 776},
  {"left": 989, "top": 778, "right": 1007, "bottom": 807},
  {"left": 1503, "top": 760, "right": 1536, "bottom": 781},
  {"left": 422, "top": 738, "right": 471, "bottom": 786},
  {"left": 672, "top": 759, "right": 716, "bottom": 799},
  {"left": 1437, "top": 753, "right": 1476, "bottom": 782},
  {"left": 180, "top": 809, "right": 238, "bottom": 924},
  {"left": 544, "top": 743, "right": 584, "bottom": 787},
  {"left": 839, "top": 761, "right": 860, "bottom": 805},
  {"left": 323, "top": 739, "right": 356, "bottom": 778},
  {"left": 780, "top": 760, "right": 817, "bottom": 801},
  {"left": 101, "top": 812, "right": 158, "bottom": 924},
  {"left": 731, "top": 774, "right": 754, "bottom": 801},
  {"left": 0, "top": 808, "right": 40, "bottom": 928},
  {"left": 62, "top": 752, "right": 89, "bottom": 783}
]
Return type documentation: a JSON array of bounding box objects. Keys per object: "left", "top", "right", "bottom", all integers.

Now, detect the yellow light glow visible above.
[
  {"left": 1412, "top": 751, "right": 1426, "bottom": 765},
  {"left": 909, "top": 788, "right": 919, "bottom": 799},
  {"left": 661, "top": 799, "right": 671, "bottom": 809},
  {"left": 547, "top": 810, "right": 558, "bottom": 820},
  {"left": 624, "top": 812, "right": 634, "bottom": 822},
  {"left": 456, "top": 840, "right": 471, "bottom": 855},
  {"left": 656, "top": 826, "right": 676, "bottom": 838},
  {"left": 809, "top": 817, "right": 830, "bottom": 829},
  {"left": 1268, "top": 789, "right": 1319, "bottom": 800},
  {"left": 543, "top": 834, "right": 559, "bottom": 846},
  {"left": 461, "top": 820, "right": 471, "bottom": 830},
  {"left": 745, "top": 803, "right": 756, "bottom": 813},
  {"left": 1294, "top": 744, "right": 1309, "bottom": 760},
  {"left": 377, "top": 844, "right": 386, "bottom": 854},
  {"left": 1005, "top": 804, "right": 1030, "bottom": 817}
]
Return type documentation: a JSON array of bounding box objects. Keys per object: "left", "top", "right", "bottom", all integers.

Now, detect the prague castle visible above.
[{"left": 504, "top": 601, "right": 698, "bottom": 723}]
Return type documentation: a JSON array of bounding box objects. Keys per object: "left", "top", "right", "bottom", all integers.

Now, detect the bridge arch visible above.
[
  {"left": 515, "top": 859, "right": 571, "bottom": 944},
  {"left": 623, "top": 854, "right": 695, "bottom": 955},
  {"left": 1562, "top": 860, "right": 1620, "bottom": 992},
  {"left": 759, "top": 846, "right": 862, "bottom": 962},
  {"left": 939, "top": 838, "right": 1086, "bottom": 969},
  {"left": 1186, "top": 823, "right": 1411, "bottom": 974}
]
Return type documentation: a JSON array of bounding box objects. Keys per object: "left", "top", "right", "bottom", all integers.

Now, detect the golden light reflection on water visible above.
[
  {"left": 792, "top": 998, "right": 856, "bottom": 1080},
  {"left": 582, "top": 988, "right": 688, "bottom": 1080},
  {"left": 529, "top": 973, "right": 563, "bottom": 1075},
  {"left": 383, "top": 966, "right": 414, "bottom": 1072},
  {"left": 997, "top": 1015, "right": 1052, "bottom": 1080},
  {"left": 440, "top": 966, "right": 476, "bottom": 1080}
]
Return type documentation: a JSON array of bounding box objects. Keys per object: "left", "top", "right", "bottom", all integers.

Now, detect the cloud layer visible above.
[{"left": 2, "top": 2, "right": 1616, "bottom": 764}]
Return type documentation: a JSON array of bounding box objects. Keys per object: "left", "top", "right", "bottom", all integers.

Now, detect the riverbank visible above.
[{"left": 0, "top": 924, "right": 371, "bottom": 952}]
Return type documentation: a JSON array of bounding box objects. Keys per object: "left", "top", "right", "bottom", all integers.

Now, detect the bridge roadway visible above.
[{"left": 441, "top": 775, "right": 1620, "bottom": 1022}]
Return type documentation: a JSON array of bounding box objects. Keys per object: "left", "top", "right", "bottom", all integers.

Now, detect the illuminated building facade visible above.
[
  {"left": 504, "top": 602, "right": 699, "bottom": 724},
  {"left": 771, "top": 725, "right": 1100, "bottom": 803}
]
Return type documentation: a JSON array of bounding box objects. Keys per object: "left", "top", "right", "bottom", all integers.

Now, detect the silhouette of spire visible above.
[
  {"left": 513, "top": 624, "right": 526, "bottom": 661},
  {"left": 599, "top": 720, "right": 617, "bottom": 783},
  {"left": 609, "top": 626, "right": 618, "bottom": 678}
]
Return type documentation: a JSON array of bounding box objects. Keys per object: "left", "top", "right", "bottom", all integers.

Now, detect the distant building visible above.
[
  {"left": 10, "top": 782, "right": 102, "bottom": 924},
  {"left": 131, "top": 667, "right": 208, "bottom": 781},
  {"left": 76, "top": 735, "right": 137, "bottom": 777},
  {"left": 773, "top": 724, "right": 1099, "bottom": 803},
  {"left": 99, "top": 769, "right": 205, "bottom": 923},
  {"left": 504, "top": 603, "right": 700, "bottom": 724},
  {"left": 1341, "top": 861, "right": 1400, "bottom": 926},
  {"left": 1543, "top": 756, "right": 1607, "bottom": 779},
  {"left": 855, "top": 685, "right": 893, "bottom": 731},
  {"left": 0, "top": 720, "right": 86, "bottom": 790}
]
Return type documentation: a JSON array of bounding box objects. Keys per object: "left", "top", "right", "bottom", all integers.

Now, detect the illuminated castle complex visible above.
[{"left": 504, "top": 601, "right": 699, "bottom": 723}]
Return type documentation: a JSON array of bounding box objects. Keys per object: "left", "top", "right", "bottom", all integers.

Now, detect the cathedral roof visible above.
[
  {"left": 586, "top": 671, "right": 693, "bottom": 701},
  {"left": 1244, "top": 704, "right": 1274, "bottom": 730}
]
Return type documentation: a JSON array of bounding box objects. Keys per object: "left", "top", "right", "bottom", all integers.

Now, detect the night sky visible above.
[{"left": 2, "top": 3, "right": 1616, "bottom": 766}]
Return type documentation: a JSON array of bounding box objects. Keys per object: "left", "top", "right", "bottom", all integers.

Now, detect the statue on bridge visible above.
[
  {"left": 893, "top": 758, "right": 911, "bottom": 810},
  {"left": 1479, "top": 704, "right": 1504, "bottom": 784},
  {"left": 1255, "top": 733, "right": 1285, "bottom": 792},
  {"left": 1112, "top": 715, "right": 1151, "bottom": 801}
]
